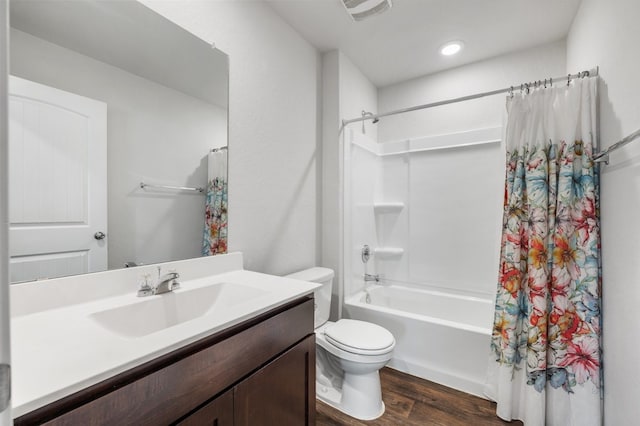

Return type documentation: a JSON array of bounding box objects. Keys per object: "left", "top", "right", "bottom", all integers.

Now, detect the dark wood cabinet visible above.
[
  {"left": 177, "top": 389, "right": 234, "bottom": 426},
  {"left": 177, "top": 335, "right": 315, "bottom": 426},
  {"left": 16, "top": 297, "right": 315, "bottom": 426},
  {"left": 234, "top": 335, "right": 315, "bottom": 426}
]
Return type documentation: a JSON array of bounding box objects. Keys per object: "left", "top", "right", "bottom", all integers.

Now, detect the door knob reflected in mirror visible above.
[{"left": 94, "top": 231, "right": 106, "bottom": 240}]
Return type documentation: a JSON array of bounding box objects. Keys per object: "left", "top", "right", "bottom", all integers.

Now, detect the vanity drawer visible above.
[
  {"left": 18, "top": 297, "right": 314, "bottom": 426},
  {"left": 176, "top": 388, "right": 234, "bottom": 426}
]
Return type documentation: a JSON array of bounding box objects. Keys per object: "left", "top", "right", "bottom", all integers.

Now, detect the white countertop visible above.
[{"left": 11, "top": 266, "right": 320, "bottom": 418}]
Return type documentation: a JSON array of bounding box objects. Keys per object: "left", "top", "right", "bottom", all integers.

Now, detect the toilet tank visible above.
[{"left": 286, "top": 267, "right": 334, "bottom": 328}]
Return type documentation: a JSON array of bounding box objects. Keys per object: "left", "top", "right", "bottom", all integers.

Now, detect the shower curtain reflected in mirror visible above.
[
  {"left": 485, "top": 77, "right": 602, "bottom": 426},
  {"left": 202, "top": 149, "right": 228, "bottom": 256}
]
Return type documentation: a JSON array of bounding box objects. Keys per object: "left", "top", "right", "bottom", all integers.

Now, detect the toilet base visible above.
[{"left": 316, "top": 370, "right": 386, "bottom": 421}]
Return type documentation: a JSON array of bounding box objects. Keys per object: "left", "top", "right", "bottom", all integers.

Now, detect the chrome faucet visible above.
[
  {"left": 155, "top": 269, "right": 180, "bottom": 294},
  {"left": 137, "top": 267, "right": 180, "bottom": 297},
  {"left": 364, "top": 273, "right": 380, "bottom": 283}
]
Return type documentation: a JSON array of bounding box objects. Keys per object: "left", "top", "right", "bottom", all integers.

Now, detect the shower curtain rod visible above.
[{"left": 341, "top": 68, "right": 599, "bottom": 127}]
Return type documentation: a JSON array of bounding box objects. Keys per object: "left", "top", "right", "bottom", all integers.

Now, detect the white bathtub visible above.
[{"left": 344, "top": 284, "right": 494, "bottom": 397}]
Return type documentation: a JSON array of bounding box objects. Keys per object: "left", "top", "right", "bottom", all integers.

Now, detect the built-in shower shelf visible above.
[
  {"left": 373, "top": 202, "right": 404, "bottom": 214},
  {"left": 374, "top": 247, "right": 404, "bottom": 258}
]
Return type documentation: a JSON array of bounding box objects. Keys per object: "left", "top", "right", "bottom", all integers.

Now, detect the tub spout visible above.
[{"left": 364, "top": 273, "right": 380, "bottom": 283}]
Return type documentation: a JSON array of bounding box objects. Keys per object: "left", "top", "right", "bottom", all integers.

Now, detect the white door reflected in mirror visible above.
[{"left": 9, "top": 76, "right": 107, "bottom": 283}]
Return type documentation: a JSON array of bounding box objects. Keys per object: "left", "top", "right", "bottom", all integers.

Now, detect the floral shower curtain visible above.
[
  {"left": 202, "top": 149, "right": 228, "bottom": 256},
  {"left": 485, "top": 77, "right": 602, "bottom": 426}
]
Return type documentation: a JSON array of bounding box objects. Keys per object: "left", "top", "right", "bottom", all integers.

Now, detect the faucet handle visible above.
[
  {"left": 137, "top": 273, "right": 154, "bottom": 297},
  {"left": 168, "top": 270, "right": 180, "bottom": 290}
]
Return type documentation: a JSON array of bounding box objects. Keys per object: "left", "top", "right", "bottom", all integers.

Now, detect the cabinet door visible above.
[
  {"left": 234, "top": 335, "right": 315, "bottom": 426},
  {"left": 177, "top": 389, "right": 233, "bottom": 426}
]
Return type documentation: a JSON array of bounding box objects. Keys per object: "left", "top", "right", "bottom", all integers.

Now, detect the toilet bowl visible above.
[
  {"left": 316, "top": 319, "right": 395, "bottom": 419},
  {"left": 286, "top": 267, "right": 395, "bottom": 420}
]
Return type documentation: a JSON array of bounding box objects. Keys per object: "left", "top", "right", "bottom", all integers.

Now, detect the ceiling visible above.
[
  {"left": 11, "top": 0, "right": 229, "bottom": 107},
  {"left": 265, "top": 0, "right": 582, "bottom": 88}
]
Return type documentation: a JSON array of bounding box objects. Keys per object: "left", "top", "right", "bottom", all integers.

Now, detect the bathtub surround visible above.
[
  {"left": 486, "top": 77, "right": 601, "bottom": 425},
  {"left": 202, "top": 149, "right": 229, "bottom": 256},
  {"left": 341, "top": 127, "right": 501, "bottom": 396},
  {"left": 345, "top": 126, "right": 504, "bottom": 297}
]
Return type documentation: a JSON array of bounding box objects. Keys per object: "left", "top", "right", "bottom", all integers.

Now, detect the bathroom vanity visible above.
[{"left": 10, "top": 253, "right": 319, "bottom": 425}]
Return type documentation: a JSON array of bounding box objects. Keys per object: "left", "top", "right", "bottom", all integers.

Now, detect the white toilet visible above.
[{"left": 286, "top": 267, "right": 395, "bottom": 420}]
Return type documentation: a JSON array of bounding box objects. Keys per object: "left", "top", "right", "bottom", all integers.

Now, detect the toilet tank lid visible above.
[{"left": 286, "top": 267, "right": 334, "bottom": 282}]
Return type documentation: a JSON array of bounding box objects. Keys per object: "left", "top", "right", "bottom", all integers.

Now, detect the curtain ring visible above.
[
  {"left": 509, "top": 86, "right": 514, "bottom": 98},
  {"left": 544, "top": 78, "right": 548, "bottom": 89},
  {"left": 550, "top": 77, "right": 553, "bottom": 87},
  {"left": 567, "top": 74, "right": 571, "bottom": 86}
]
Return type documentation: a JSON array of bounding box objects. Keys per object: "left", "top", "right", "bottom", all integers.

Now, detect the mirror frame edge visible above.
[{"left": 0, "top": 0, "right": 13, "bottom": 421}]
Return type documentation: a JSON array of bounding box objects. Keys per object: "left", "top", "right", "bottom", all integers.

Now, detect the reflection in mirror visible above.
[{"left": 8, "top": 0, "right": 229, "bottom": 283}]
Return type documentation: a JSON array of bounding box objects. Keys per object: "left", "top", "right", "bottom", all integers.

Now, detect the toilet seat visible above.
[{"left": 324, "top": 319, "right": 395, "bottom": 356}]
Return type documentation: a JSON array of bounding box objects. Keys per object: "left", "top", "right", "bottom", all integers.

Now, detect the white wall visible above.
[
  {"left": 567, "top": 1, "right": 640, "bottom": 423},
  {"left": 338, "top": 52, "right": 379, "bottom": 143},
  {"left": 378, "top": 41, "right": 567, "bottom": 142},
  {"left": 141, "top": 1, "right": 321, "bottom": 275},
  {"left": 322, "top": 50, "right": 378, "bottom": 315},
  {"left": 10, "top": 29, "right": 227, "bottom": 270},
  {"left": 321, "top": 50, "right": 341, "bottom": 317}
]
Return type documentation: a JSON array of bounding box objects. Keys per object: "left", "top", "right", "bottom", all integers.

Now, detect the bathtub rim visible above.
[{"left": 346, "top": 286, "right": 493, "bottom": 336}]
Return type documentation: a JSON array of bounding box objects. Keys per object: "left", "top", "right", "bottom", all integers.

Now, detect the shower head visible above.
[
  {"left": 361, "top": 110, "right": 379, "bottom": 133},
  {"left": 361, "top": 110, "right": 378, "bottom": 133},
  {"left": 362, "top": 111, "right": 379, "bottom": 123}
]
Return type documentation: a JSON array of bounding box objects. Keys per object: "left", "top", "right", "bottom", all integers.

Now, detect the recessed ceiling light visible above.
[{"left": 440, "top": 41, "right": 464, "bottom": 56}]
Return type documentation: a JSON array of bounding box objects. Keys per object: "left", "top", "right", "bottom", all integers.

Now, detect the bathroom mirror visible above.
[{"left": 8, "top": 0, "right": 229, "bottom": 283}]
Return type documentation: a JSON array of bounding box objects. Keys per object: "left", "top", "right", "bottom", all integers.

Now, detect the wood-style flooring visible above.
[{"left": 316, "top": 367, "right": 523, "bottom": 426}]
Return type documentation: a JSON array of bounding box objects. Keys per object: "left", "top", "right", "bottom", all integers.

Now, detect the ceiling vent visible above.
[{"left": 342, "top": 0, "right": 393, "bottom": 22}]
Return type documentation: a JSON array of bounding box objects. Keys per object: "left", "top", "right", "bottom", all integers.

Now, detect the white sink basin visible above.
[{"left": 90, "top": 282, "right": 265, "bottom": 338}]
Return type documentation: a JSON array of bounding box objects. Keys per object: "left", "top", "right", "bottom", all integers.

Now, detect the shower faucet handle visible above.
[{"left": 361, "top": 245, "right": 371, "bottom": 263}]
